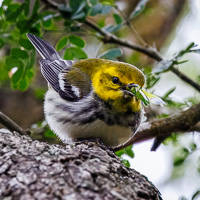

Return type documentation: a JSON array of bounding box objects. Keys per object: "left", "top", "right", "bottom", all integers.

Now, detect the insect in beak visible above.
[
  {"left": 122, "top": 84, "right": 138, "bottom": 100},
  {"left": 122, "top": 84, "right": 150, "bottom": 105}
]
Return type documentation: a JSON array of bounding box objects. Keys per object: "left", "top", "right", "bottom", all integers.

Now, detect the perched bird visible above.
[{"left": 27, "top": 33, "right": 146, "bottom": 148}]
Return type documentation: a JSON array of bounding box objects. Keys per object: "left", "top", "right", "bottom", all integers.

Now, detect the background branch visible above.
[
  {"left": 0, "top": 111, "right": 28, "bottom": 135},
  {"left": 171, "top": 67, "right": 200, "bottom": 92}
]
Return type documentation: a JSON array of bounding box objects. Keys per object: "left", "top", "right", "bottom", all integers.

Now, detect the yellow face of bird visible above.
[{"left": 73, "top": 59, "right": 145, "bottom": 113}]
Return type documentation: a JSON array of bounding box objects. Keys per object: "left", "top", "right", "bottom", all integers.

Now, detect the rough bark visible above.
[{"left": 0, "top": 129, "right": 162, "bottom": 200}]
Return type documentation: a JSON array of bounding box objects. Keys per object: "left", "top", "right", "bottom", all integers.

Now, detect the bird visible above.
[{"left": 27, "top": 33, "right": 147, "bottom": 148}]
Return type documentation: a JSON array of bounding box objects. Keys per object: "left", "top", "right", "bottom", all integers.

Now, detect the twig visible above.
[
  {"left": 171, "top": 66, "right": 200, "bottom": 92},
  {"left": 0, "top": 112, "right": 27, "bottom": 135},
  {"left": 115, "top": 6, "right": 148, "bottom": 46},
  {"left": 192, "top": 122, "right": 200, "bottom": 132},
  {"left": 85, "top": 19, "right": 163, "bottom": 61},
  {"left": 113, "top": 102, "right": 200, "bottom": 151}
]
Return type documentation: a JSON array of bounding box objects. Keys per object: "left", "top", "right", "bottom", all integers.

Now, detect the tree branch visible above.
[
  {"left": 114, "top": 103, "right": 200, "bottom": 151},
  {"left": 192, "top": 122, "right": 200, "bottom": 132},
  {"left": 0, "top": 111, "right": 27, "bottom": 135},
  {"left": 85, "top": 19, "right": 163, "bottom": 61}
]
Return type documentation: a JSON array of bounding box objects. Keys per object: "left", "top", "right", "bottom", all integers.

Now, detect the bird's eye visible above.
[{"left": 112, "top": 76, "right": 119, "bottom": 84}]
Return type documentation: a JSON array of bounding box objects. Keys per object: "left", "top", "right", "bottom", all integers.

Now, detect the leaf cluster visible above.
[
  {"left": 0, "top": 0, "right": 58, "bottom": 90},
  {"left": 115, "top": 145, "right": 134, "bottom": 168}
]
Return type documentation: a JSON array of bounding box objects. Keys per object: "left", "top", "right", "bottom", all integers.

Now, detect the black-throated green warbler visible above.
[{"left": 27, "top": 33, "right": 161, "bottom": 147}]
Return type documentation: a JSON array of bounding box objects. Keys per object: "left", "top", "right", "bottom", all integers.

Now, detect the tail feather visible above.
[{"left": 27, "top": 33, "right": 60, "bottom": 61}]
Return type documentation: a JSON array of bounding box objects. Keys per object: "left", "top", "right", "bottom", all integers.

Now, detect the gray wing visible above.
[
  {"left": 39, "top": 59, "right": 71, "bottom": 92},
  {"left": 27, "top": 33, "right": 60, "bottom": 61},
  {"left": 27, "top": 33, "right": 79, "bottom": 101}
]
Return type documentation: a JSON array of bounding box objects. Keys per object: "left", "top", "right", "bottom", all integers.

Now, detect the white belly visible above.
[
  {"left": 65, "top": 120, "right": 132, "bottom": 146},
  {"left": 44, "top": 89, "right": 133, "bottom": 147}
]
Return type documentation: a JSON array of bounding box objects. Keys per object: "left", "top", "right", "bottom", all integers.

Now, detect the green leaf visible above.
[
  {"left": 44, "top": 128, "right": 57, "bottom": 139},
  {"left": 71, "top": 0, "right": 86, "bottom": 20},
  {"left": 23, "top": 0, "right": 30, "bottom": 16},
  {"left": 71, "top": 12, "right": 86, "bottom": 20},
  {"left": 89, "top": 3, "right": 111, "bottom": 16},
  {"left": 115, "top": 145, "right": 134, "bottom": 159},
  {"left": 69, "top": 35, "right": 85, "bottom": 48},
  {"left": 89, "top": 4, "right": 102, "bottom": 16},
  {"left": 89, "top": 0, "right": 98, "bottom": 6},
  {"left": 32, "top": 0, "right": 39, "bottom": 17},
  {"left": 104, "top": 24, "right": 121, "bottom": 33},
  {"left": 99, "top": 48, "right": 122, "bottom": 60},
  {"left": 5, "top": 3, "right": 22, "bottom": 22},
  {"left": 129, "top": 0, "right": 149, "bottom": 19},
  {"left": 6, "top": 57, "right": 17, "bottom": 69},
  {"left": 34, "top": 88, "right": 46, "bottom": 100},
  {"left": 70, "top": 0, "right": 85, "bottom": 12},
  {"left": 115, "top": 148, "right": 125, "bottom": 157},
  {"left": 12, "top": 66, "right": 24, "bottom": 84},
  {"left": 176, "top": 42, "right": 196, "bottom": 58},
  {"left": 0, "top": 7, "right": 3, "bottom": 16},
  {"left": 162, "top": 87, "right": 176, "bottom": 100},
  {"left": 5, "top": 57, "right": 23, "bottom": 70},
  {"left": 27, "top": 50, "right": 36, "bottom": 69},
  {"left": 99, "top": 5, "right": 112, "bottom": 14},
  {"left": 100, "top": 0, "right": 114, "bottom": 6},
  {"left": 19, "top": 38, "right": 33, "bottom": 50},
  {"left": 19, "top": 78, "right": 29, "bottom": 91},
  {"left": 146, "top": 74, "right": 160, "bottom": 89},
  {"left": 190, "top": 143, "right": 197, "bottom": 152},
  {"left": 124, "top": 145, "right": 134, "bottom": 158},
  {"left": 42, "top": 18, "right": 52, "bottom": 28},
  {"left": 136, "top": 90, "right": 150, "bottom": 106},
  {"left": 64, "top": 48, "right": 73, "bottom": 60},
  {"left": 16, "top": 20, "right": 30, "bottom": 33},
  {"left": 113, "top": 13, "right": 123, "bottom": 24},
  {"left": 64, "top": 47, "right": 88, "bottom": 60},
  {"left": 11, "top": 48, "right": 29, "bottom": 59},
  {"left": 0, "top": 38, "right": 4, "bottom": 49},
  {"left": 26, "top": 68, "right": 34, "bottom": 79},
  {"left": 70, "top": 25, "right": 81, "bottom": 32},
  {"left": 163, "top": 133, "right": 178, "bottom": 145},
  {"left": 2, "top": 0, "right": 12, "bottom": 6},
  {"left": 56, "top": 36, "right": 68, "bottom": 51},
  {"left": 121, "top": 159, "right": 130, "bottom": 168},
  {"left": 173, "top": 147, "right": 189, "bottom": 166}
]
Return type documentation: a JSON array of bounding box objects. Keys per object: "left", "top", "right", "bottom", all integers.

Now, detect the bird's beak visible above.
[{"left": 121, "top": 83, "right": 139, "bottom": 98}]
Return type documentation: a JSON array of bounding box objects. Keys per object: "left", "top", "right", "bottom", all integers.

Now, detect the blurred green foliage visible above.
[{"left": 115, "top": 145, "right": 134, "bottom": 168}]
